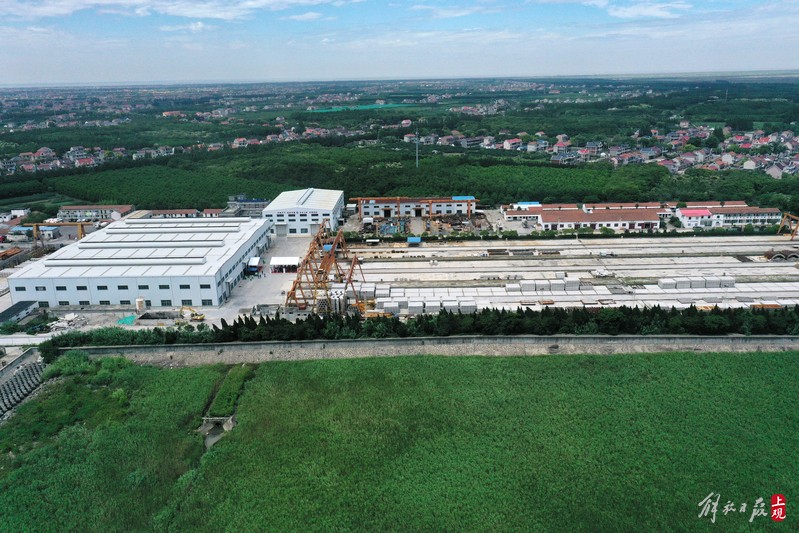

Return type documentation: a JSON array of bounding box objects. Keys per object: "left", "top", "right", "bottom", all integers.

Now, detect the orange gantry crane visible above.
[
  {"left": 284, "top": 221, "right": 364, "bottom": 314},
  {"left": 777, "top": 213, "right": 799, "bottom": 240}
]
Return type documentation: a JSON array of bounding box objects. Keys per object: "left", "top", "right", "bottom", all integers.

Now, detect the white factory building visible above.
[
  {"left": 8, "top": 217, "right": 273, "bottom": 309},
  {"left": 262, "top": 188, "right": 344, "bottom": 236}
]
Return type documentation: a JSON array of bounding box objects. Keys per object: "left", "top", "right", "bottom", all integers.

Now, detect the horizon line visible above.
[{"left": 2, "top": 69, "right": 799, "bottom": 91}]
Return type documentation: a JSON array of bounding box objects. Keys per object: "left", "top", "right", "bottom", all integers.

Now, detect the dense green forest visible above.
[
  {"left": 37, "top": 305, "right": 799, "bottom": 361},
  {"left": 4, "top": 144, "right": 798, "bottom": 212},
  {"left": 2, "top": 351, "right": 796, "bottom": 530}
]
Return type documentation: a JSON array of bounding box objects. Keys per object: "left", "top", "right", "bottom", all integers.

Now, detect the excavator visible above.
[{"left": 180, "top": 306, "right": 206, "bottom": 322}]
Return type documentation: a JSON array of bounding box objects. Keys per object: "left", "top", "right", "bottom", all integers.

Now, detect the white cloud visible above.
[
  {"left": 0, "top": 0, "right": 360, "bottom": 20},
  {"left": 159, "top": 21, "right": 214, "bottom": 32},
  {"left": 607, "top": 2, "right": 691, "bottom": 19},
  {"left": 410, "top": 4, "right": 498, "bottom": 19},
  {"left": 282, "top": 11, "right": 323, "bottom": 20}
]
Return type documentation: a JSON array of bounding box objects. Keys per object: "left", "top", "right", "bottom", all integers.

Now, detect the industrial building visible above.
[
  {"left": 501, "top": 201, "right": 780, "bottom": 232},
  {"left": 57, "top": 204, "right": 135, "bottom": 222},
  {"left": 502, "top": 202, "right": 663, "bottom": 230},
  {"left": 262, "top": 188, "right": 345, "bottom": 236},
  {"left": 352, "top": 196, "right": 479, "bottom": 219},
  {"left": 8, "top": 217, "right": 273, "bottom": 308},
  {"left": 675, "top": 205, "right": 782, "bottom": 229}
]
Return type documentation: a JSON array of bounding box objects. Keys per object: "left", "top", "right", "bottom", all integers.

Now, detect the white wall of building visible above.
[{"left": 9, "top": 219, "right": 272, "bottom": 308}]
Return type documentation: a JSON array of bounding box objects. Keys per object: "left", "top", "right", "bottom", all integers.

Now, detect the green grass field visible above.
[{"left": 1, "top": 352, "right": 796, "bottom": 531}]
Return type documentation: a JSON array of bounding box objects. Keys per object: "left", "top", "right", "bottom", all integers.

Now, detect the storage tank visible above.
[{"left": 135, "top": 297, "right": 146, "bottom": 314}]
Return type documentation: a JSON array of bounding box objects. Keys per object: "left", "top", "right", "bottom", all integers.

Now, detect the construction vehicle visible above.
[{"left": 180, "top": 306, "right": 206, "bottom": 321}]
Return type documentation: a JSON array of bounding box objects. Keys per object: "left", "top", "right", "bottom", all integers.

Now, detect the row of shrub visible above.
[{"left": 38, "top": 305, "right": 799, "bottom": 362}]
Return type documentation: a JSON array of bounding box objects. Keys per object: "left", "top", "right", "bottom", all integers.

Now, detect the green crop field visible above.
[{"left": 1, "top": 352, "right": 796, "bottom": 531}]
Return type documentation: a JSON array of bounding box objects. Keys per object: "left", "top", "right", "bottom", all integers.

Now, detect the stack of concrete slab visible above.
[
  {"left": 565, "top": 278, "right": 580, "bottom": 291},
  {"left": 520, "top": 280, "right": 536, "bottom": 292},
  {"left": 720, "top": 276, "right": 736, "bottom": 288},
  {"left": 550, "top": 279, "right": 566, "bottom": 291},
  {"left": 658, "top": 278, "right": 677, "bottom": 289},
  {"left": 675, "top": 278, "right": 692, "bottom": 289},
  {"left": 555, "top": 271, "right": 567, "bottom": 279},
  {"left": 375, "top": 285, "right": 391, "bottom": 298},
  {"left": 460, "top": 300, "right": 477, "bottom": 314},
  {"left": 390, "top": 287, "right": 405, "bottom": 297},
  {"left": 375, "top": 297, "right": 391, "bottom": 310},
  {"left": 395, "top": 298, "right": 408, "bottom": 310},
  {"left": 358, "top": 283, "right": 376, "bottom": 299},
  {"left": 329, "top": 290, "right": 346, "bottom": 314},
  {"left": 535, "top": 280, "right": 551, "bottom": 291},
  {"left": 443, "top": 300, "right": 459, "bottom": 313},
  {"left": 704, "top": 276, "right": 721, "bottom": 289},
  {"left": 383, "top": 301, "right": 400, "bottom": 315},
  {"left": 505, "top": 283, "right": 521, "bottom": 293},
  {"left": 408, "top": 301, "right": 425, "bottom": 315},
  {"left": 689, "top": 277, "right": 706, "bottom": 288}
]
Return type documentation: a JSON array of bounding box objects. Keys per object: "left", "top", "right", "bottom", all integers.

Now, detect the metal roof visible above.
[
  {"left": 9, "top": 217, "right": 271, "bottom": 280},
  {"left": 263, "top": 188, "right": 343, "bottom": 212}
]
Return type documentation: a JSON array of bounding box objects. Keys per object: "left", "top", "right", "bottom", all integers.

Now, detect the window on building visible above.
[
  {"left": 38, "top": 302, "right": 49, "bottom": 308},
  {"left": 77, "top": 286, "right": 87, "bottom": 291},
  {"left": 160, "top": 300, "right": 172, "bottom": 306},
  {"left": 145, "top": 300, "right": 152, "bottom": 307},
  {"left": 79, "top": 301, "right": 90, "bottom": 306},
  {"left": 14, "top": 287, "right": 26, "bottom": 292},
  {"left": 179, "top": 284, "right": 190, "bottom": 290},
  {"left": 35, "top": 286, "right": 46, "bottom": 291},
  {"left": 301, "top": 228, "right": 308, "bottom": 234},
  {"left": 99, "top": 300, "right": 110, "bottom": 305},
  {"left": 159, "top": 284, "right": 169, "bottom": 290},
  {"left": 56, "top": 286, "right": 66, "bottom": 291},
  {"left": 289, "top": 229, "right": 297, "bottom": 234},
  {"left": 202, "top": 299, "right": 213, "bottom": 306},
  {"left": 138, "top": 284, "right": 149, "bottom": 290},
  {"left": 200, "top": 284, "right": 211, "bottom": 289},
  {"left": 59, "top": 301, "right": 69, "bottom": 306},
  {"left": 181, "top": 299, "right": 192, "bottom": 306},
  {"left": 118, "top": 285, "right": 128, "bottom": 290},
  {"left": 98, "top": 285, "right": 108, "bottom": 290},
  {"left": 120, "top": 300, "right": 131, "bottom": 305}
]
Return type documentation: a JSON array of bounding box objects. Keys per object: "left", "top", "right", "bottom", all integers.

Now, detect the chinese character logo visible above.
[
  {"left": 772, "top": 494, "right": 786, "bottom": 522},
  {"left": 698, "top": 492, "right": 720, "bottom": 523}
]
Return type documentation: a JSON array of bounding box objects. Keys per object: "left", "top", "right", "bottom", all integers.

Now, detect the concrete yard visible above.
[{"left": 347, "top": 234, "right": 799, "bottom": 312}]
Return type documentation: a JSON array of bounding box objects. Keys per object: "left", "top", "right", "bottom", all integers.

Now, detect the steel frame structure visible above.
[{"left": 284, "top": 221, "right": 363, "bottom": 313}]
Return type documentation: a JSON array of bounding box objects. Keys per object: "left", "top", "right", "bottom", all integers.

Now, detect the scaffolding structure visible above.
[{"left": 284, "top": 222, "right": 364, "bottom": 314}]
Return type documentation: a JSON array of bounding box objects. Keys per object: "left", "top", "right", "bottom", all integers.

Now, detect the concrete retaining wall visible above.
[{"left": 64, "top": 335, "right": 799, "bottom": 367}]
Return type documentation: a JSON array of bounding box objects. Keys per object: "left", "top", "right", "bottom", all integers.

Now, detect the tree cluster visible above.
[{"left": 38, "top": 305, "right": 799, "bottom": 362}]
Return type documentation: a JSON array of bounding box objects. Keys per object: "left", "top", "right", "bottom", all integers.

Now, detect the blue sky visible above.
[{"left": 1, "top": 0, "right": 797, "bottom": 85}]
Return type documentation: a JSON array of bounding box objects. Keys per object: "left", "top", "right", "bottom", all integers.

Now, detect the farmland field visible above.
[{"left": 1, "top": 352, "right": 796, "bottom": 531}]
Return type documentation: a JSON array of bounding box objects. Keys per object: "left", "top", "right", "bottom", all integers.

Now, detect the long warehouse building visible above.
[{"left": 8, "top": 217, "right": 273, "bottom": 309}]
